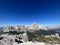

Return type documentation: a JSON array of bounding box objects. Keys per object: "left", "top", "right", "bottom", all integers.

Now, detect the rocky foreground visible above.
[
  {"left": 0, "top": 33, "right": 60, "bottom": 45},
  {"left": 13, "top": 41, "right": 60, "bottom": 45}
]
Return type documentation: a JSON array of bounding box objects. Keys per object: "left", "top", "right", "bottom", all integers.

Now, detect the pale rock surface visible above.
[
  {"left": 18, "top": 42, "right": 45, "bottom": 45},
  {"left": 22, "top": 33, "right": 28, "bottom": 42}
]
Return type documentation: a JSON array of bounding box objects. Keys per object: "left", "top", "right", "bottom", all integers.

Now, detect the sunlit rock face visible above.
[
  {"left": 0, "top": 33, "right": 60, "bottom": 45},
  {"left": 18, "top": 42, "right": 45, "bottom": 45},
  {"left": 3, "top": 25, "right": 27, "bottom": 32},
  {"left": 15, "top": 26, "right": 21, "bottom": 30},
  {"left": 0, "top": 34, "right": 16, "bottom": 45},
  {"left": 0, "top": 33, "right": 29, "bottom": 45},
  {"left": 3, "top": 26, "right": 15, "bottom": 32},
  {"left": 13, "top": 41, "right": 60, "bottom": 45},
  {"left": 29, "top": 23, "right": 40, "bottom": 30},
  {"left": 22, "top": 33, "right": 28, "bottom": 42},
  {"left": 20, "top": 26, "right": 26, "bottom": 32},
  {"left": 29, "top": 23, "right": 47, "bottom": 32},
  {"left": 13, "top": 42, "right": 18, "bottom": 45}
]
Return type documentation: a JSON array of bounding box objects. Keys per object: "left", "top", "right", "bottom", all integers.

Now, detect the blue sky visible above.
[{"left": 0, "top": 0, "right": 60, "bottom": 26}]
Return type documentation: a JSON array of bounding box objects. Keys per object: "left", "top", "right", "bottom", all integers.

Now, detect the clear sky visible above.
[{"left": 0, "top": 0, "right": 60, "bottom": 26}]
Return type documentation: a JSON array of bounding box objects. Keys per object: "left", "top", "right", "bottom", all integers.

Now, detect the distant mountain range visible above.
[{"left": 0, "top": 23, "right": 60, "bottom": 33}]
